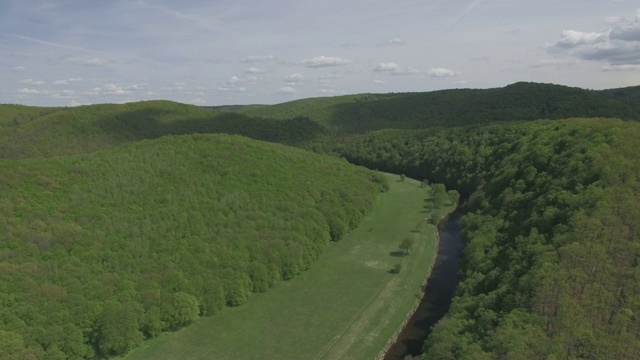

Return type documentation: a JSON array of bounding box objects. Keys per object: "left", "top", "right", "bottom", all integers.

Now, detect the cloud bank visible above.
[{"left": 550, "top": 11, "right": 640, "bottom": 66}]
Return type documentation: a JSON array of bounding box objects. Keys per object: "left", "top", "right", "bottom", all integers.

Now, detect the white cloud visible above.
[
  {"left": 21, "top": 79, "right": 45, "bottom": 85},
  {"left": 84, "top": 58, "right": 105, "bottom": 66},
  {"left": 317, "top": 73, "right": 343, "bottom": 84},
  {"left": 87, "top": 83, "right": 146, "bottom": 96},
  {"left": 86, "top": 87, "right": 101, "bottom": 96},
  {"left": 241, "top": 55, "right": 274, "bottom": 63},
  {"left": 377, "top": 38, "right": 405, "bottom": 47},
  {"left": 553, "top": 30, "right": 608, "bottom": 49},
  {"left": 426, "top": 67, "right": 458, "bottom": 78},
  {"left": 51, "top": 90, "right": 76, "bottom": 99},
  {"left": 67, "top": 57, "right": 106, "bottom": 66},
  {"left": 53, "top": 77, "right": 83, "bottom": 85},
  {"left": 218, "top": 74, "right": 260, "bottom": 93},
  {"left": 319, "top": 88, "right": 336, "bottom": 94},
  {"left": 278, "top": 86, "right": 297, "bottom": 93},
  {"left": 374, "top": 79, "right": 386, "bottom": 84},
  {"left": 392, "top": 68, "right": 423, "bottom": 76},
  {"left": 11, "top": 66, "right": 26, "bottom": 72},
  {"left": 549, "top": 10, "right": 640, "bottom": 67},
  {"left": 286, "top": 73, "right": 304, "bottom": 82},
  {"left": 190, "top": 97, "right": 206, "bottom": 104},
  {"left": 373, "top": 62, "right": 400, "bottom": 72},
  {"left": 67, "top": 100, "right": 83, "bottom": 107},
  {"left": 301, "top": 56, "right": 351, "bottom": 68},
  {"left": 218, "top": 80, "right": 247, "bottom": 92},
  {"left": 245, "top": 67, "right": 264, "bottom": 74},
  {"left": 218, "top": 86, "right": 246, "bottom": 92},
  {"left": 373, "top": 63, "right": 424, "bottom": 76},
  {"left": 105, "top": 84, "right": 130, "bottom": 95},
  {"left": 16, "top": 88, "right": 42, "bottom": 95}
]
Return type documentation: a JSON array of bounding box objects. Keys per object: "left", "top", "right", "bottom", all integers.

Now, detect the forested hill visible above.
[
  {"left": 3, "top": 82, "right": 640, "bottom": 159},
  {"left": 325, "top": 119, "right": 640, "bottom": 359},
  {"left": 0, "top": 101, "right": 325, "bottom": 159},
  {"left": 238, "top": 82, "right": 640, "bottom": 133},
  {"left": 0, "top": 134, "right": 387, "bottom": 359}
]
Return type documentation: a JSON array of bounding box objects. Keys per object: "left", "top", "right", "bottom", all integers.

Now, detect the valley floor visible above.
[{"left": 122, "top": 174, "right": 442, "bottom": 360}]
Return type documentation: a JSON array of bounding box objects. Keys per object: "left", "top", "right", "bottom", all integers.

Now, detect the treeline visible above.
[
  {"left": 324, "top": 119, "right": 640, "bottom": 359},
  {"left": 0, "top": 134, "right": 387, "bottom": 359}
]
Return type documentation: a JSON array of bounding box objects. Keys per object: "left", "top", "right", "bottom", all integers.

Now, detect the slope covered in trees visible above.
[
  {"left": 240, "top": 82, "right": 640, "bottom": 133},
  {"left": 0, "top": 134, "right": 386, "bottom": 359},
  {"left": 3, "top": 82, "right": 640, "bottom": 159},
  {"left": 325, "top": 119, "right": 640, "bottom": 359},
  {"left": 0, "top": 101, "right": 327, "bottom": 159}
]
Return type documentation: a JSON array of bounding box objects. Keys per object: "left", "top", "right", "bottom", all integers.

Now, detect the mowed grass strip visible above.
[{"left": 123, "top": 174, "right": 442, "bottom": 360}]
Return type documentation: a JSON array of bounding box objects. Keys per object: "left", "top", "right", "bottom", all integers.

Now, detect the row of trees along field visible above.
[
  {"left": 324, "top": 118, "right": 640, "bottom": 359},
  {"left": 0, "top": 134, "right": 387, "bottom": 359}
]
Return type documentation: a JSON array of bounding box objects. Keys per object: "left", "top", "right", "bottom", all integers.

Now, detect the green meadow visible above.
[{"left": 123, "top": 174, "right": 445, "bottom": 360}]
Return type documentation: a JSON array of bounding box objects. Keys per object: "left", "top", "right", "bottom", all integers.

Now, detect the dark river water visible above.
[{"left": 383, "top": 212, "right": 464, "bottom": 359}]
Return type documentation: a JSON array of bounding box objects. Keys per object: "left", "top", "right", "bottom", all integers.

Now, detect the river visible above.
[{"left": 383, "top": 212, "right": 464, "bottom": 360}]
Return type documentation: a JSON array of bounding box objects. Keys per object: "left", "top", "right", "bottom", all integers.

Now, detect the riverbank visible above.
[
  {"left": 374, "top": 207, "right": 457, "bottom": 360},
  {"left": 382, "top": 211, "right": 464, "bottom": 359}
]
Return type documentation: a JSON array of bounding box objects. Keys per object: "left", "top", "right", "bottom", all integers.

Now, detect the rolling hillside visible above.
[
  {"left": 3, "top": 82, "right": 640, "bottom": 160},
  {"left": 239, "top": 82, "right": 640, "bottom": 133},
  {"left": 0, "top": 100, "right": 325, "bottom": 159},
  {"left": 0, "top": 134, "right": 386, "bottom": 359}
]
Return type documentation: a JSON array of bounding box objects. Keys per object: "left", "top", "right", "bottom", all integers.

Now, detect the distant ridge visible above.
[
  {"left": 2, "top": 82, "right": 639, "bottom": 159},
  {"left": 237, "top": 82, "right": 640, "bottom": 132}
]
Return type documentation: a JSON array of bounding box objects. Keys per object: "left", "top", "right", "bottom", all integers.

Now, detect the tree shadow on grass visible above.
[{"left": 389, "top": 251, "right": 407, "bottom": 257}]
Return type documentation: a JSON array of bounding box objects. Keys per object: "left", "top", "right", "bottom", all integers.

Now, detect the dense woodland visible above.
[
  {"left": 0, "top": 134, "right": 386, "bottom": 359},
  {"left": 324, "top": 119, "right": 640, "bottom": 359},
  {"left": 0, "top": 101, "right": 325, "bottom": 159},
  {"left": 2, "top": 82, "right": 640, "bottom": 359},
  {"left": 239, "top": 82, "right": 640, "bottom": 133}
]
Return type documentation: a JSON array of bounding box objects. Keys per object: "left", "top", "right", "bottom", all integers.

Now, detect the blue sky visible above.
[{"left": 2, "top": 0, "right": 639, "bottom": 106}]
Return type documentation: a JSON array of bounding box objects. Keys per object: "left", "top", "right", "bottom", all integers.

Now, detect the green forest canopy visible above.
[
  {"left": 3, "top": 82, "right": 640, "bottom": 159},
  {"left": 0, "top": 134, "right": 386, "bottom": 359},
  {"left": 325, "top": 119, "right": 640, "bottom": 359},
  {"left": 238, "top": 82, "right": 640, "bottom": 132}
]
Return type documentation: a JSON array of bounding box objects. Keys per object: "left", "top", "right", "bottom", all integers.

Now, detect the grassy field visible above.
[{"left": 123, "top": 174, "right": 444, "bottom": 360}]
